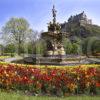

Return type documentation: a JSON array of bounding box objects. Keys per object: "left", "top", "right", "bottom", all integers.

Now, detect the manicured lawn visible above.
[{"left": 0, "top": 91, "right": 100, "bottom": 100}]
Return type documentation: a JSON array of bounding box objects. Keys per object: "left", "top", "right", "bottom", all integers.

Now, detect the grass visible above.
[{"left": 0, "top": 91, "right": 100, "bottom": 100}]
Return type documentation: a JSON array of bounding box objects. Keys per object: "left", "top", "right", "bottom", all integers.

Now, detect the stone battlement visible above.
[{"left": 68, "top": 11, "right": 92, "bottom": 25}]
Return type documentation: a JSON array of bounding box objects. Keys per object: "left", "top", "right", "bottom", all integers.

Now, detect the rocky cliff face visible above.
[{"left": 61, "top": 12, "right": 100, "bottom": 38}]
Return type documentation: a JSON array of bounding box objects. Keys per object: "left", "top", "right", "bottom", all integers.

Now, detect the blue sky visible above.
[{"left": 0, "top": 0, "right": 100, "bottom": 32}]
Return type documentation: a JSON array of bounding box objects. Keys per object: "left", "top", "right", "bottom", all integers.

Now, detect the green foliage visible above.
[
  {"left": 27, "top": 42, "right": 35, "bottom": 54},
  {"left": 35, "top": 39, "right": 47, "bottom": 55},
  {"left": 62, "top": 38, "right": 82, "bottom": 54},
  {"left": 4, "top": 44, "right": 16, "bottom": 57},
  {"left": 92, "top": 40, "right": 100, "bottom": 54},
  {"left": 82, "top": 37, "right": 100, "bottom": 55},
  {"left": 62, "top": 38, "right": 73, "bottom": 54},
  {"left": 4, "top": 44, "right": 15, "bottom": 53},
  {"left": 2, "top": 17, "right": 31, "bottom": 55},
  {"left": 71, "top": 43, "right": 79, "bottom": 54},
  {"left": 25, "top": 38, "right": 47, "bottom": 55},
  {"left": 0, "top": 44, "right": 4, "bottom": 55}
]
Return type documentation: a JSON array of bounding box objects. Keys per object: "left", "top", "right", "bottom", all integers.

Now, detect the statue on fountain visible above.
[{"left": 41, "top": 5, "right": 66, "bottom": 56}]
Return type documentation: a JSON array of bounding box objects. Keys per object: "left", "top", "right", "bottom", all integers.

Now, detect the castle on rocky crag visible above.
[
  {"left": 68, "top": 11, "right": 92, "bottom": 25},
  {"left": 61, "top": 11, "right": 92, "bottom": 33}
]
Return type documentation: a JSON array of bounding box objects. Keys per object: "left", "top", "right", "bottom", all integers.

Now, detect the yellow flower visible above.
[{"left": 86, "top": 82, "right": 90, "bottom": 87}]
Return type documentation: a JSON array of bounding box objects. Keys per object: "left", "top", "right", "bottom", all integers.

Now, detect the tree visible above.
[
  {"left": 27, "top": 29, "right": 40, "bottom": 54},
  {"left": 35, "top": 39, "right": 47, "bottom": 55},
  {"left": 62, "top": 38, "right": 73, "bottom": 54},
  {"left": 4, "top": 44, "right": 16, "bottom": 56},
  {"left": 71, "top": 43, "right": 79, "bottom": 54},
  {"left": 2, "top": 17, "right": 30, "bottom": 55},
  {"left": 0, "top": 44, "right": 4, "bottom": 55},
  {"left": 92, "top": 40, "right": 100, "bottom": 55}
]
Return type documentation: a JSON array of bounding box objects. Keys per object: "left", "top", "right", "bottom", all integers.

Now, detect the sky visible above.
[{"left": 0, "top": 0, "right": 100, "bottom": 33}]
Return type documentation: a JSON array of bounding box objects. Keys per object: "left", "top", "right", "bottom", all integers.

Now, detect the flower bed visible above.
[{"left": 0, "top": 62, "right": 100, "bottom": 96}]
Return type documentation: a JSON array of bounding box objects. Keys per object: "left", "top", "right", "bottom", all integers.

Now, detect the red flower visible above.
[{"left": 96, "top": 82, "right": 100, "bottom": 87}]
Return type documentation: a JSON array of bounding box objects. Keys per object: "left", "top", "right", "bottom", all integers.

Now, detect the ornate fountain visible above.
[{"left": 41, "top": 5, "right": 66, "bottom": 57}]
